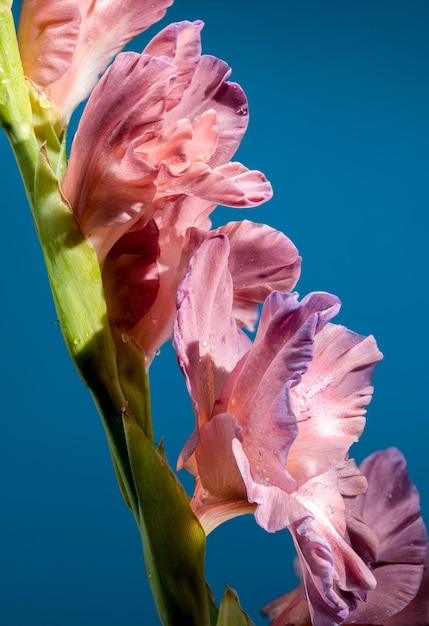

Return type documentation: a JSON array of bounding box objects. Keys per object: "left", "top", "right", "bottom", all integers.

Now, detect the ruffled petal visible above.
[
  {"left": 166, "top": 54, "right": 250, "bottom": 164},
  {"left": 62, "top": 53, "right": 175, "bottom": 259},
  {"left": 261, "top": 585, "right": 311, "bottom": 626},
  {"left": 143, "top": 20, "right": 203, "bottom": 111},
  {"left": 154, "top": 160, "right": 272, "bottom": 207},
  {"left": 287, "top": 324, "right": 383, "bottom": 484},
  {"left": 219, "top": 292, "right": 340, "bottom": 488}
]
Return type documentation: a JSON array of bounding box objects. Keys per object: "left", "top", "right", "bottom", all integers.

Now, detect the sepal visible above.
[{"left": 216, "top": 586, "right": 254, "bottom": 626}]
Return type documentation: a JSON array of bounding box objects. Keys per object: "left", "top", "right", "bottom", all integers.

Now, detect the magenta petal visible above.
[
  {"left": 348, "top": 448, "right": 428, "bottom": 623},
  {"left": 102, "top": 220, "right": 159, "bottom": 330}
]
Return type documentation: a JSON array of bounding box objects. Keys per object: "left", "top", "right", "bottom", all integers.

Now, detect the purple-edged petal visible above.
[
  {"left": 289, "top": 468, "right": 376, "bottom": 626},
  {"left": 19, "top": 0, "right": 174, "bottom": 121},
  {"left": 347, "top": 448, "right": 428, "bottom": 624},
  {"left": 218, "top": 292, "right": 340, "bottom": 489},
  {"left": 287, "top": 324, "right": 383, "bottom": 484}
]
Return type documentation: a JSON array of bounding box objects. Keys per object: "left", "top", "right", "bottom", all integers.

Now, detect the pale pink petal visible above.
[
  {"left": 290, "top": 474, "right": 377, "bottom": 626},
  {"left": 188, "top": 412, "right": 254, "bottom": 534},
  {"left": 287, "top": 324, "right": 383, "bottom": 485},
  {"left": 18, "top": 0, "right": 80, "bottom": 90},
  {"left": 155, "top": 160, "right": 272, "bottom": 207},
  {"left": 347, "top": 448, "right": 428, "bottom": 624},
  {"left": 174, "top": 235, "right": 251, "bottom": 470},
  {"left": 20, "top": 0, "right": 174, "bottom": 121},
  {"left": 218, "top": 220, "right": 301, "bottom": 329}
]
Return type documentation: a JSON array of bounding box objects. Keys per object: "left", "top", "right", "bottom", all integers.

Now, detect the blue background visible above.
[{"left": 1, "top": 1, "right": 428, "bottom": 624}]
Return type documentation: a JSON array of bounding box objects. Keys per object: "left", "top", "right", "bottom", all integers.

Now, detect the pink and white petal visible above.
[
  {"left": 220, "top": 292, "right": 337, "bottom": 490},
  {"left": 18, "top": 0, "right": 80, "bottom": 90},
  {"left": 46, "top": 0, "right": 174, "bottom": 120},
  {"left": 287, "top": 324, "right": 383, "bottom": 484},
  {"left": 190, "top": 478, "right": 255, "bottom": 537},
  {"left": 166, "top": 55, "right": 249, "bottom": 164},
  {"left": 66, "top": 52, "right": 174, "bottom": 179},
  {"left": 173, "top": 235, "right": 251, "bottom": 429},
  {"left": 188, "top": 109, "right": 219, "bottom": 164},
  {"left": 143, "top": 20, "right": 204, "bottom": 111},
  {"left": 220, "top": 292, "right": 340, "bottom": 432}
]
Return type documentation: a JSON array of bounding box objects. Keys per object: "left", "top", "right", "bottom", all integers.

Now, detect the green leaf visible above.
[
  {"left": 123, "top": 413, "right": 211, "bottom": 626},
  {"left": 217, "top": 586, "right": 255, "bottom": 626}
]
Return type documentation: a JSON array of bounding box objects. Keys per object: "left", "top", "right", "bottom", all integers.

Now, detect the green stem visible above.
[
  {"left": 0, "top": 1, "right": 39, "bottom": 205},
  {"left": 0, "top": 3, "right": 141, "bottom": 516}
]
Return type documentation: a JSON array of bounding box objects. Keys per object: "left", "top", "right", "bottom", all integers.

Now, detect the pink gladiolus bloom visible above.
[
  {"left": 262, "top": 448, "right": 428, "bottom": 626},
  {"left": 62, "top": 21, "right": 272, "bottom": 261},
  {"left": 17, "top": 0, "right": 174, "bottom": 122},
  {"left": 62, "top": 21, "right": 287, "bottom": 363},
  {"left": 173, "top": 235, "right": 384, "bottom": 625},
  {"left": 103, "top": 215, "right": 301, "bottom": 364}
]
